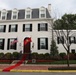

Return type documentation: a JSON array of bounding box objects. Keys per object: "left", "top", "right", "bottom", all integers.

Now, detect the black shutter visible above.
[
  {"left": 7, "top": 39, "right": 10, "bottom": 50},
  {"left": 45, "top": 23, "right": 48, "bottom": 31},
  {"left": 4, "top": 25, "right": 6, "bottom": 32},
  {"left": 30, "top": 24, "right": 32, "bottom": 31},
  {"left": 57, "top": 37, "right": 59, "bottom": 44},
  {"left": 2, "top": 39, "right": 5, "bottom": 50},
  {"left": 38, "top": 38, "right": 40, "bottom": 50},
  {"left": 9, "top": 25, "right": 11, "bottom": 32},
  {"left": 74, "top": 37, "right": 76, "bottom": 44},
  {"left": 23, "top": 24, "right": 25, "bottom": 32},
  {"left": 46, "top": 38, "right": 48, "bottom": 49},
  {"left": 69, "top": 37, "right": 71, "bottom": 44},
  {"left": 15, "top": 24, "right": 18, "bottom": 32},
  {"left": 38, "top": 24, "right": 40, "bottom": 31}
]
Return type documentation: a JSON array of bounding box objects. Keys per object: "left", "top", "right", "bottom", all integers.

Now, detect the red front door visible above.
[{"left": 23, "top": 37, "right": 31, "bottom": 54}]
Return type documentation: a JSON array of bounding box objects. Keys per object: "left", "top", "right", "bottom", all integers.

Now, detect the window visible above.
[
  {"left": 12, "top": 8, "right": 18, "bottom": 20},
  {"left": 0, "top": 25, "right": 6, "bottom": 32},
  {"left": 71, "top": 49, "right": 75, "bottom": 54},
  {"left": 69, "top": 36, "right": 76, "bottom": 44},
  {"left": 26, "top": 11, "right": 30, "bottom": 18},
  {"left": 38, "top": 23, "right": 48, "bottom": 31},
  {"left": 7, "top": 38, "right": 17, "bottom": 50},
  {"left": 40, "top": 10, "right": 45, "bottom": 18},
  {"left": 13, "top": 11, "right": 17, "bottom": 19},
  {"left": 57, "top": 36, "right": 64, "bottom": 44},
  {"left": 9, "top": 24, "right": 18, "bottom": 32},
  {"left": 40, "top": 7, "right": 46, "bottom": 18},
  {"left": 38, "top": 38, "right": 48, "bottom": 50},
  {"left": 23, "top": 24, "right": 32, "bottom": 31},
  {"left": 2, "top": 12, "right": 6, "bottom": 20},
  {"left": 25, "top": 8, "right": 32, "bottom": 19},
  {"left": 0, "top": 39, "right": 5, "bottom": 50}
]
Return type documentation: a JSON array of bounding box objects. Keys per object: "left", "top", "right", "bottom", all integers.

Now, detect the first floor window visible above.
[
  {"left": 57, "top": 36, "right": 64, "bottom": 44},
  {"left": 71, "top": 49, "right": 75, "bottom": 54},
  {"left": 38, "top": 38, "right": 48, "bottom": 50},
  {"left": 0, "top": 39, "right": 5, "bottom": 50},
  {"left": 7, "top": 38, "right": 17, "bottom": 50}
]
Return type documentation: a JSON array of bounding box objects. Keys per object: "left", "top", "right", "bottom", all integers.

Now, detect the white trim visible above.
[
  {"left": 11, "top": 8, "right": 19, "bottom": 20},
  {"left": 39, "top": 7, "right": 46, "bottom": 18},
  {"left": 1, "top": 9, "right": 7, "bottom": 20},
  {"left": 25, "top": 7, "right": 32, "bottom": 19}
]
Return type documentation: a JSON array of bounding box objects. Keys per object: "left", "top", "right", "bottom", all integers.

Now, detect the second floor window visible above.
[
  {"left": 0, "top": 39, "right": 5, "bottom": 50},
  {"left": 23, "top": 24, "right": 32, "bottom": 32},
  {"left": 9, "top": 24, "right": 18, "bottom": 32},
  {"left": 38, "top": 23, "right": 48, "bottom": 31},
  {"left": 0, "top": 25, "right": 6, "bottom": 32}
]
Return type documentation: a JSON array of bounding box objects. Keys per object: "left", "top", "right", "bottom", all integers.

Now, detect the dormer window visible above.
[
  {"left": 1, "top": 9, "right": 7, "bottom": 20},
  {"left": 39, "top": 7, "right": 46, "bottom": 18},
  {"left": 25, "top": 8, "right": 32, "bottom": 19},
  {"left": 12, "top": 8, "right": 18, "bottom": 20}
]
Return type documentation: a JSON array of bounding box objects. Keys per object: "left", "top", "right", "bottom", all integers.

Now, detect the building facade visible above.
[{"left": 0, "top": 4, "right": 53, "bottom": 54}]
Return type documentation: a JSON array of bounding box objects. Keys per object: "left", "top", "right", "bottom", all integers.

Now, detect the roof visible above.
[{"left": 0, "top": 8, "right": 51, "bottom": 20}]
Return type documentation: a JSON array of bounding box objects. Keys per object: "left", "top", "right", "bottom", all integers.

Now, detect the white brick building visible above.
[{"left": 0, "top": 4, "right": 53, "bottom": 54}]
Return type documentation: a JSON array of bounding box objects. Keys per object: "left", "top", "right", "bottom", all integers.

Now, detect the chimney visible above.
[{"left": 48, "top": 4, "right": 51, "bottom": 14}]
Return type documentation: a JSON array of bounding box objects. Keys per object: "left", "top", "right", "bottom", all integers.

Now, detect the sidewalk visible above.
[{"left": 0, "top": 64, "right": 76, "bottom": 72}]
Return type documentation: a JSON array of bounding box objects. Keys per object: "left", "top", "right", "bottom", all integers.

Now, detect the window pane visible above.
[
  {"left": 0, "top": 39, "right": 4, "bottom": 50},
  {"left": 0, "top": 26, "right": 4, "bottom": 32},
  {"left": 25, "top": 24, "right": 30, "bottom": 31},
  {"left": 26, "top": 15, "right": 30, "bottom": 18},
  {"left": 41, "top": 14, "right": 45, "bottom": 18},
  {"left": 40, "top": 38, "right": 46, "bottom": 49},
  {"left": 40, "top": 23, "right": 46, "bottom": 31},
  {"left": 11, "top": 25, "right": 16, "bottom": 32}
]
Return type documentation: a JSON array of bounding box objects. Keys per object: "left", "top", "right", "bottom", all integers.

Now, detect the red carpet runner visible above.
[
  {"left": 3, "top": 38, "right": 31, "bottom": 72},
  {"left": 2, "top": 54, "right": 28, "bottom": 72}
]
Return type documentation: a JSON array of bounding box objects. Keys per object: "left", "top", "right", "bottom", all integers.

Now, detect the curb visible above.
[{"left": 10, "top": 70, "right": 76, "bottom": 72}]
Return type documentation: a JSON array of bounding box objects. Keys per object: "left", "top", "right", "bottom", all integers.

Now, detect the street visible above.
[{"left": 0, "top": 72, "right": 76, "bottom": 75}]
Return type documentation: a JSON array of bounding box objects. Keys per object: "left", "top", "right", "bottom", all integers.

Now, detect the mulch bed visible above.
[{"left": 48, "top": 67, "right": 76, "bottom": 70}]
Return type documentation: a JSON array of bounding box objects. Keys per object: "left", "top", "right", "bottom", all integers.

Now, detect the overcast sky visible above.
[{"left": 0, "top": 0, "right": 76, "bottom": 18}]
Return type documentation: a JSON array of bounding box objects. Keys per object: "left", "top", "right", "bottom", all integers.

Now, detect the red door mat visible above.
[{"left": 2, "top": 54, "right": 28, "bottom": 72}]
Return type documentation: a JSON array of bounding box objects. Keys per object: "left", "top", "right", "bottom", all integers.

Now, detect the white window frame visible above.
[
  {"left": 39, "top": 7, "right": 46, "bottom": 18},
  {"left": 25, "top": 8, "right": 32, "bottom": 19},
  {"left": 1, "top": 9, "right": 7, "bottom": 20},
  {"left": 12, "top": 8, "right": 18, "bottom": 20}
]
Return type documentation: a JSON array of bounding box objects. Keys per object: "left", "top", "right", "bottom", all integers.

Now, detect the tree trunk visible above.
[{"left": 67, "top": 46, "right": 70, "bottom": 67}]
